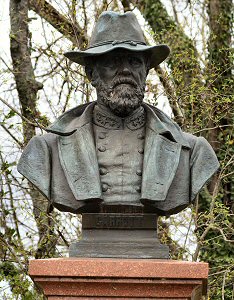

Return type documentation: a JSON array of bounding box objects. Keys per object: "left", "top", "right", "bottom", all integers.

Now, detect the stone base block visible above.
[
  {"left": 29, "top": 258, "right": 208, "bottom": 299},
  {"left": 69, "top": 229, "right": 169, "bottom": 259},
  {"left": 70, "top": 213, "right": 169, "bottom": 259}
]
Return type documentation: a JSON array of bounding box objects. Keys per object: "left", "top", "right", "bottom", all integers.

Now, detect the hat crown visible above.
[
  {"left": 64, "top": 11, "right": 170, "bottom": 68},
  {"left": 89, "top": 11, "right": 146, "bottom": 47}
]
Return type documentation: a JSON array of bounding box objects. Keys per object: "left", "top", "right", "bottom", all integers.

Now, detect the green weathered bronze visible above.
[{"left": 18, "top": 11, "right": 219, "bottom": 258}]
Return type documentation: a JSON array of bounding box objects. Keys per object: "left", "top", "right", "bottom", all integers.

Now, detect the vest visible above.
[{"left": 93, "top": 104, "right": 145, "bottom": 206}]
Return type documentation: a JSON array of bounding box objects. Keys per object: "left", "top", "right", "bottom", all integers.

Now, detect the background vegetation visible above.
[{"left": 0, "top": 0, "right": 233, "bottom": 299}]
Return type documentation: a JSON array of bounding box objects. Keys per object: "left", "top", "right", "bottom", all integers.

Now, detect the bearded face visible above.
[
  {"left": 87, "top": 50, "right": 148, "bottom": 117},
  {"left": 92, "top": 72, "right": 145, "bottom": 117}
]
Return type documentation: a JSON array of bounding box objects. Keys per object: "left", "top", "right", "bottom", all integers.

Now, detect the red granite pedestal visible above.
[{"left": 29, "top": 258, "right": 208, "bottom": 299}]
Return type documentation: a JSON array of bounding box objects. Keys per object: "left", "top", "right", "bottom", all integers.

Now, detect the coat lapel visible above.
[
  {"left": 141, "top": 127, "right": 182, "bottom": 201},
  {"left": 58, "top": 123, "right": 103, "bottom": 201},
  {"left": 141, "top": 104, "right": 187, "bottom": 202}
]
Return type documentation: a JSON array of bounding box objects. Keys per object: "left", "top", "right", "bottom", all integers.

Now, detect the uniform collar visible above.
[
  {"left": 46, "top": 101, "right": 190, "bottom": 148},
  {"left": 93, "top": 104, "right": 146, "bottom": 130}
]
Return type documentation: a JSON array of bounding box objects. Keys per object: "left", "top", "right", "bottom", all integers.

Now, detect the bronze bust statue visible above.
[{"left": 18, "top": 11, "right": 219, "bottom": 217}]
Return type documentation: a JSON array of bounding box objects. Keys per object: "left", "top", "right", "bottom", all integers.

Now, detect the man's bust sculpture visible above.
[{"left": 18, "top": 11, "right": 219, "bottom": 217}]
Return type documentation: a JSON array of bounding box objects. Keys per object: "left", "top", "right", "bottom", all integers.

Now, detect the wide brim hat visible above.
[{"left": 64, "top": 11, "right": 170, "bottom": 69}]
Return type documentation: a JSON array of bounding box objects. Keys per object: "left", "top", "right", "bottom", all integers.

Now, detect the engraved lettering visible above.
[{"left": 83, "top": 214, "right": 156, "bottom": 229}]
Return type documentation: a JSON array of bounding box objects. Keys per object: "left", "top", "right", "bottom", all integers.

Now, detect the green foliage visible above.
[
  {"left": 4, "top": 110, "right": 17, "bottom": 120},
  {"left": 0, "top": 262, "right": 43, "bottom": 299}
]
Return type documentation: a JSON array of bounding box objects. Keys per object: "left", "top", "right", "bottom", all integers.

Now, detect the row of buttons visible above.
[
  {"left": 99, "top": 168, "right": 142, "bottom": 176},
  {"left": 98, "top": 146, "right": 144, "bottom": 154},
  {"left": 98, "top": 132, "right": 145, "bottom": 140},
  {"left": 101, "top": 184, "right": 141, "bottom": 193}
]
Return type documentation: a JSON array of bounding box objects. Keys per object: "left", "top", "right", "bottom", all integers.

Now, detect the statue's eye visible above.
[
  {"left": 102, "top": 60, "right": 115, "bottom": 68},
  {"left": 101, "top": 56, "right": 119, "bottom": 68},
  {"left": 129, "top": 57, "right": 143, "bottom": 66}
]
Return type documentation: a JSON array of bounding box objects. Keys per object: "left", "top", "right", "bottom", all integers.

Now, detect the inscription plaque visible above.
[{"left": 82, "top": 213, "right": 157, "bottom": 229}]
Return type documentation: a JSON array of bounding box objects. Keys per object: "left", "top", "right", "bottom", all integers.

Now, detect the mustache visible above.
[{"left": 111, "top": 77, "right": 138, "bottom": 89}]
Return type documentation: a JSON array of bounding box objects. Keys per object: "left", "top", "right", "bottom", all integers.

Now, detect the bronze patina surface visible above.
[{"left": 18, "top": 11, "right": 219, "bottom": 258}]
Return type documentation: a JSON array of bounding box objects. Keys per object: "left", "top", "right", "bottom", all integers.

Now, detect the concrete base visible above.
[{"left": 29, "top": 258, "right": 208, "bottom": 299}]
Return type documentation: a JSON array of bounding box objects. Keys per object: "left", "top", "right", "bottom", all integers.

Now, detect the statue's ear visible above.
[{"left": 85, "top": 66, "right": 93, "bottom": 82}]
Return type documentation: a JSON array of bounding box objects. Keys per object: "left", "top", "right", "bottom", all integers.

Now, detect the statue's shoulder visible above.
[
  {"left": 46, "top": 102, "right": 96, "bottom": 135},
  {"left": 22, "top": 102, "right": 95, "bottom": 149},
  {"left": 144, "top": 103, "right": 190, "bottom": 148},
  {"left": 144, "top": 103, "right": 214, "bottom": 152}
]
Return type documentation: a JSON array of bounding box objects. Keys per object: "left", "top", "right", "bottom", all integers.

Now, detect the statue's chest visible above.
[{"left": 93, "top": 124, "right": 145, "bottom": 205}]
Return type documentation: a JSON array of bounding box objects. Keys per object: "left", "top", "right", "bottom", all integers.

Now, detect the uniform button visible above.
[
  {"left": 102, "top": 183, "right": 109, "bottom": 192},
  {"left": 98, "top": 145, "right": 106, "bottom": 152},
  {"left": 100, "top": 168, "right": 108, "bottom": 175},
  {"left": 136, "top": 169, "right": 142, "bottom": 176},
  {"left": 99, "top": 132, "right": 107, "bottom": 139},
  {"left": 138, "top": 148, "right": 144, "bottom": 154},
  {"left": 136, "top": 186, "right": 141, "bottom": 193},
  {"left": 137, "top": 133, "right": 145, "bottom": 139}
]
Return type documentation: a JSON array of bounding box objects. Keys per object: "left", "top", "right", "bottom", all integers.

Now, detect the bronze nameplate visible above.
[{"left": 82, "top": 213, "right": 157, "bottom": 229}]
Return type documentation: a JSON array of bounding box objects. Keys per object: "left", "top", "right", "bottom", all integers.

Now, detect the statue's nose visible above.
[{"left": 120, "top": 66, "right": 131, "bottom": 76}]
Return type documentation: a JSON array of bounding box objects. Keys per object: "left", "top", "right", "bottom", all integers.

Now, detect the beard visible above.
[{"left": 93, "top": 74, "right": 145, "bottom": 117}]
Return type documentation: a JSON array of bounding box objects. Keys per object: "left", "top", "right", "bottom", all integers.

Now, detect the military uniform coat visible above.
[{"left": 17, "top": 102, "right": 219, "bottom": 215}]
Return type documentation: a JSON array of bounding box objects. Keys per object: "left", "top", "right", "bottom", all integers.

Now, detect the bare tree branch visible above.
[
  {"left": 29, "top": 0, "right": 88, "bottom": 49},
  {"left": 0, "top": 96, "right": 47, "bottom": 131},
  {"left": 0, "top": 124, "right": 23, "bottom": 148},
  {"left": 156, "top": 66, "right": 184, "bottom": 125}
]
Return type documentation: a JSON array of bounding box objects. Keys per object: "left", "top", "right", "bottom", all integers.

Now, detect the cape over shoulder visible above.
[
  {"left": 17, "top": 101, "right": 219, "bottom": 215},
  {"left": 46, "top": 101, "right": 191, "bottom": 148},
  {"left": 46, "top": 102, "right": 95, "bottom": 135}
]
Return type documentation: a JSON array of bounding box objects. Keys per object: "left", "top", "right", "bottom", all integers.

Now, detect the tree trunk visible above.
[
  {"left": 9, "top": 0, "right": 56, "bottom": 258},
  {"left": 10, "top": 0, "right": 42, "bottom": 145}
]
